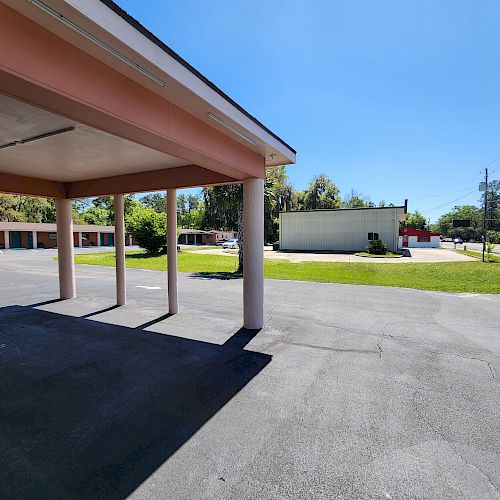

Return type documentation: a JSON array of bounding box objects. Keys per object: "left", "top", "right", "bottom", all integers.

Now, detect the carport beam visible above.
[
  {"left": 114, "top": 194, "right": 126, "bottom": 305},
  {"left": 56, "top": 198, "right": 76, "bottom": 299},
  {"left": 243, "top": 177, "right": 264, "bottom": 329},
  {"left": 167, "top": 189, "right": 179, "bottom": 314}
]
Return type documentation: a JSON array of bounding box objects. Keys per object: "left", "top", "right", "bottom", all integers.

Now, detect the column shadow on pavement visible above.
[{"left": 0, "top": 305, "right": 270, "bottom": 500}]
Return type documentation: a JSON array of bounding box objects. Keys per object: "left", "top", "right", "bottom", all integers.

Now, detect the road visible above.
[
  {"left": 0, "top": 251, "right": 499, "bottom": 499},
  {"left": 441, "top": 241, "right": 500, "bottom": 254}
]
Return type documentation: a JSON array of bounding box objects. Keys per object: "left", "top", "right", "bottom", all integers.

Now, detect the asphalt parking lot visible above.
[{"left": 0, "top": 250, "right": 499, "bottom": 499}]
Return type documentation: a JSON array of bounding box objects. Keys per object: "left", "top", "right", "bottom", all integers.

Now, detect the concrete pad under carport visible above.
[{"left": 0, "top": 255, "right": 499, "bottom": 499}]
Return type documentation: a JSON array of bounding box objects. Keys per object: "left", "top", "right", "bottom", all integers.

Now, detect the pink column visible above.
[
  {"left": 167, "top": 189, "right": 179, "bottom": 314},
  {"left": 56, "top": 198, "right": 76, "bottom": 299},
  {"left": 114, "top": 194, "right": 126, "bottom": 305},
  {"left": 243, "top": 178, "right": 264, "bottom": 329}
]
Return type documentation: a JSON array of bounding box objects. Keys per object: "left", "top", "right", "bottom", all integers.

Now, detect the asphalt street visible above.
[{"left": 0, "top": 250, "right": 499, "bottom": 499}]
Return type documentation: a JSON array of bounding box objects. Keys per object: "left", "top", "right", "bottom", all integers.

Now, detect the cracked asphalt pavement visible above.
[{"left": 0, "top": 249, "right": 499, "bottom": 499}]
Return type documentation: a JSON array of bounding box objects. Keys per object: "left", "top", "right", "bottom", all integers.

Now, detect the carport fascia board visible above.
[
  {"left": 0, "top": 171, "right": 66, "bottom": 198},
  {"left": 66, "top": 165, "right": 238, "bottom": 198},
  {"left": 0, "top": 166, "right": 239, "bottom": 199},
  {"left": 0, "top": 3, "right": 265, "bottom": 182}
]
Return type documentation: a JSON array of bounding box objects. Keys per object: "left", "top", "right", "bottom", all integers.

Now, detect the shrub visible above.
[
  {"left": 486, "top": 241, "right": 495, "bottom": 262},
  {"left": 126, "top": 208, "right": 166, "bottom": 254},
  {"left": 367, "top": 239, "right": 389, "bottom": 255}
]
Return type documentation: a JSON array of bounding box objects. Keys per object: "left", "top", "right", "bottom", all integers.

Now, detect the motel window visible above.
[
  {"left": 418, "top": 235, "right": 430, "bottom": 242},
  {"left": 368, "top": 232, "right": 379, "bottom": 241},
  {"left": 48, "top": 233, "right": 57, "bottom": 241},
  {"left": 82, "top": 232, "right": 90, "bottom": 241}
]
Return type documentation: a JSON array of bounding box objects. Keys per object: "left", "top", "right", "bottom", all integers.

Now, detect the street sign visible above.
[{"left": 452, "top": 219, "right": 471, "bottom": 228}]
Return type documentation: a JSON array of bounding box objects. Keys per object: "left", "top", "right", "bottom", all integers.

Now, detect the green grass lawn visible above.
[
  {"left": 456, "top": 249, "right": 500, "bottom": 263},
  {"left": 73, "top": 249, "right": 500, "bottom": 293}
]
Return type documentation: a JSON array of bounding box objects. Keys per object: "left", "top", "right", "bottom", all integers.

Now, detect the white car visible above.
[{"left": 222, "top": 238, "right": 238, "bottom": 249}]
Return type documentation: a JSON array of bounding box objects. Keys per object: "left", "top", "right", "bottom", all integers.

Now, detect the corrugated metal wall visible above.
[{"left": 279, "top": 208, "right": 404, "bottom": 252}]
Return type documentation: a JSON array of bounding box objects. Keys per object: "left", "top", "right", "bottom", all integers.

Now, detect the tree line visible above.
[{"left": 1, "top": 169, "right": 498, "bottom": 244}]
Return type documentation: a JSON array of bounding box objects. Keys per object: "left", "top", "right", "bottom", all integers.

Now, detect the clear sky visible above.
[{"left": 118, "top": 0, "right": 499, "bottom": 221}]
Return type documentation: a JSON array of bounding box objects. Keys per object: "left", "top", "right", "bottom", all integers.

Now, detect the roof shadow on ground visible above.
[
  {"left": 0, "top": 306, "right": 270, "bottom": 500},
  {"left": 189, "top": 271, "right": 242, "bottom": 280}
]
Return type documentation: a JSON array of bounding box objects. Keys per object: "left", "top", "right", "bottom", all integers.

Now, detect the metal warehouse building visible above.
[{"left": 279, "top": 204, "right": 407, "bottom": 252}]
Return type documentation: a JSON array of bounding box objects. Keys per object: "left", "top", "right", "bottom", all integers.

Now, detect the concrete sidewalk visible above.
[
  {"left": 0, "top": 256, "right": 499, "bottom": 499},
  {"left": 192, "top": 246, "right": 476, "bottom": 263}
]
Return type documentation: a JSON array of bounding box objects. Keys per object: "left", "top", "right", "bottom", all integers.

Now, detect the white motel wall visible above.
[{"left": 279, "top": 206, "right": 407, "bottom": 252}]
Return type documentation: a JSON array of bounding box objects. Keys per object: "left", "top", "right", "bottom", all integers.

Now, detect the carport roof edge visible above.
[{"left": 98, "top": 0, "right": 296, "bottom": 157}]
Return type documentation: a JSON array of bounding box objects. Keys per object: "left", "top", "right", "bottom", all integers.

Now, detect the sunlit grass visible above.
[{"left": 73, "top": 249, "right": 500, "bottom": 293}]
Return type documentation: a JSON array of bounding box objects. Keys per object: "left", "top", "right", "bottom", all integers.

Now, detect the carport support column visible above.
[
  {"left": 167, "top": 189, "right": 179, "bottom": 314},
  {"left": 243, "top": 177, "right": 264, "bottom": 330},
  {"left": 56, "top": 198, "right": 76, "bottom": 299},
  {"left": 114, "top": 194, "right": 126, "bottom": 305},
  {"left": 32, "top": 230, "right": 37, "bottom": 249},
  {"left": 4, "top": 230, "right": 9, "bottom": 249}
]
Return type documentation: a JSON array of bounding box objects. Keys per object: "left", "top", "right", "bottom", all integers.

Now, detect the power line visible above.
[
  {"left": 419, "top": 189, "right": 479, "bottom": 214},
  {"left": 409, "top": 185, "right": 477, "bottom": 202}
]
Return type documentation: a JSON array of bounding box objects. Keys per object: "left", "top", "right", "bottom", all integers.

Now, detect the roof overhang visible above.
[
  {"left": 2, "top": 0, "right": 295, "bottom": 167},
  {"left": 0, "top": 0, "right": 296, "bottom": 198}
]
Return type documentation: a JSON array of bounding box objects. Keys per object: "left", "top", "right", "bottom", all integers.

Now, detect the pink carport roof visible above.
[{"left": 0, "top": 0, "right": 295, "bottom": 199}]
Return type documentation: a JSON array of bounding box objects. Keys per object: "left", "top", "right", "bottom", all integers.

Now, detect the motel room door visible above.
[{"left": 11, "top": 231, "right": 21, "bottom": 248}]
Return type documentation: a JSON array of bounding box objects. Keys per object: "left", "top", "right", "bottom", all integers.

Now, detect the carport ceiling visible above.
[{"left": 0, "top": 94, "right": 188, "bottom": 182}]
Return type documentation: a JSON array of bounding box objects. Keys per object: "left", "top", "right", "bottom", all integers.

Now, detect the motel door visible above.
[
  {"left": 11, "top": 231, "right": 21, "bottom": 248},
  {"left": 108, "top": 234, "right": 114, "bottom": 246},
  {"left": 402, "top": 235, "right": 408, "bottom": 247}
]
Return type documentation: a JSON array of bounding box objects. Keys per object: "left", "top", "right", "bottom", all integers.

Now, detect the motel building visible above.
[
  {"left": 0, "top": 221, "right": 135, "bottom": 249},
  {"left": 178, "top": 229, "right": 237, "bottom": 245},
  {"left": 0, "top": 0, "right": 295, "bottom": 329}
]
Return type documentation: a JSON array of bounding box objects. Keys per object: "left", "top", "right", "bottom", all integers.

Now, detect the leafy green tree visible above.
[
  {"left": 303, "top": 174, "right": 341, "bottom": 210},
  {"left": 265, "top": 166, "right": 294, "bottom": 243},
  {"left": 0, "top": 195, "right": 56, "bottom": 222},
  {"left": 202, "top": 184, "right": 244, "bottom": 270},
  {"left": 177, "top": 193, "right": 187, "bottom": 215},
  {"left": 187, "top": 194, "right": 200, "bottom": 212},
  {"left": 404, "top": 211, "right": 427, "bottom": 230},
  {"left": 126, "top": 207, "right": 166, "bottom": 254},
  {"left": 482, "top": 180, "right": 500, "bottom": 233},
  {"left": 141, "top": 192, "right": 166, "bottom": 213},
  {"left": 81, "top": 207, "right": 110, "bottom": 225},
  {"left": 0, "top": 194, "right": 24, "bottom": 221},
  {"left": 343, "top": 189, "right": 373, "bottom": 208},
  {"left": 431, "top": 205, "right": 482, "bottom": 238}
]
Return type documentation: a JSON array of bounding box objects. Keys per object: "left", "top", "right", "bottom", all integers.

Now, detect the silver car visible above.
[{"left": 222, "top": 238, "right": 238, "bottom": 249}]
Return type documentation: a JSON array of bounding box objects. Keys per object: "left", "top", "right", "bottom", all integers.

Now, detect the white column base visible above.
[{"left": 243, "top": 178, "right": 264, "bottom": 330}]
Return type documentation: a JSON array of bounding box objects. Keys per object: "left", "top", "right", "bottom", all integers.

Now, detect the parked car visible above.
[
  {"left": 453, "top": 238, "right": 463, "bottom": 244},
  {"left": 442, "top": 237, "right": 453, "bottom": 242},
  {"left": 222, "top": 238, "right": 238, "bottom": 249}
]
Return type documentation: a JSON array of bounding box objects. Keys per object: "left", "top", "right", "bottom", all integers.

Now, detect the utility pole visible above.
[{"left": 482, "top": 168, "right": 488, "bottom": 262}]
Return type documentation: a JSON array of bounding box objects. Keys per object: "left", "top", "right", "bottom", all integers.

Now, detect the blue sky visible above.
[{"left": 118, "top": 0, "right": 500, "bottom": 221}]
